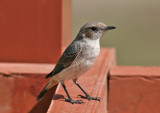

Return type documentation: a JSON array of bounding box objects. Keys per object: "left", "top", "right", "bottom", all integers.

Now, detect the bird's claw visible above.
[
  {"left": 78, "top": 95, "right": 101, "bottom": 101},
  {"left": 65, "top": 98, "right": 84, "bottom": 104}
]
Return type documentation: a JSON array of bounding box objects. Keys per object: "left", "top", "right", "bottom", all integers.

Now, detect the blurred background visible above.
[{"left": 73, "top": 0, "right": 160, "bottom": 66}]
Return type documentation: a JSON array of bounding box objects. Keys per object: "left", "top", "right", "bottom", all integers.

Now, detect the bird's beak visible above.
[{"left": 104, "top": 26, "right": 116, "bottom": 31}]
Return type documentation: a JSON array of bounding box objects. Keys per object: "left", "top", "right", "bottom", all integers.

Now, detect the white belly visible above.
[
  {"left": 53, "top": 38, "right": 100, "bottom": 81},
  {"left": 53, "top": 56, "right": 96, "bottom": 81}
]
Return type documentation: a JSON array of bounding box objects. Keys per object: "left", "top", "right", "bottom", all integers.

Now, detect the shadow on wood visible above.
[{"left": 29, "top": 85, "right": 58, "bottom": 113}]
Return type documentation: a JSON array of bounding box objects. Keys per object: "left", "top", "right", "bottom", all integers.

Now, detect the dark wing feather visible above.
[{"left": 45, "top": 43, "right": 81, "bottom": 78}]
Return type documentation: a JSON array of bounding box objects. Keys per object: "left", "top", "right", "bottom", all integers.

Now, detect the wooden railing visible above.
[
  {"left": 29, "top": 48, "right": 116, "bottom": 113},
  {"left": 1, "top": 49, "right": 160, "bottom": 113},
  {"left": 1, "top": 0, "right": 160, "bottom": 113},
  {"left": 108, "top": 66, "right": 160, "bottom": 113},
  {"left": 0, "top": 48, "right": 116, "bottom": 113}
]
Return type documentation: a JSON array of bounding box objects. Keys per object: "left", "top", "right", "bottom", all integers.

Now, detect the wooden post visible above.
[
  {"left": 0, "top": 0, "right": 72, "bottom": 63},
  {"left": 0, "top": 0, "right": 72, "bottom": 113}
]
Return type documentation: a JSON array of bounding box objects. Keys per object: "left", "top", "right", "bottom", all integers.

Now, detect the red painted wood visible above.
[
  {"left": 47, "top": 48, "right": 116, "bottom": 113},
  {"left": 110, "top": 66, "right": 160, "bottom": 76},
  {"left": 0, "top": 0, "right": 71, "bottom": 63},
  {"left": 0, "top": 48, "right": 116, "bottom": 113},
  {"left": 109, "top": 66, "right": 160, "bottom": 113},
  {"left": 29, "top": 85, "right": 58, "bottom": 113},
  {"left": 0, "top": 63, "right": 55, "bottom": 113},
  {"left": 62, "top": 0, "right": 72, "bottom": 47},
  {"left": 0, "top": 63, "right": 54, "bottom": 74}
]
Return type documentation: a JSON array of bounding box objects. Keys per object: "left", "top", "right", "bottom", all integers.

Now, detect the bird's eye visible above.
[{"left": 90, "top": 27, "right": 97, "bottom": 31}]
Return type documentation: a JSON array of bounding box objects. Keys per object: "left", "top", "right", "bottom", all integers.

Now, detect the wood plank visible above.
[
  {"left": 48, "top": 48, "right": 116, "bottom": 113},
  {"left": 109, "top": 66, "right": 160, "bottom": 113},
  {"left": 0, "top": 63, "right": 54, "bottom": 113},
  {"left": 0, "top": 63, "right": 54, "bottom": 74},
  {"left": 0, "top": 48, "right": 115, "bottom": 113}
]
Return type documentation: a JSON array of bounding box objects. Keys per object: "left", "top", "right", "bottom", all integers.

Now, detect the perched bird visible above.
[{"left": 37, "top": 22, "right": 116, "bottom": 104}]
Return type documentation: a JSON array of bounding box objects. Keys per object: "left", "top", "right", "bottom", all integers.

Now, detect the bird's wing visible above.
[{"left": 45, "top": 43, "right": 81, "bottom": 78}]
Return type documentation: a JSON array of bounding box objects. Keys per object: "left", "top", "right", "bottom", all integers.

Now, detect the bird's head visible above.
[{"left": 77, "top": 22, "right": 116, "bottom": 40}]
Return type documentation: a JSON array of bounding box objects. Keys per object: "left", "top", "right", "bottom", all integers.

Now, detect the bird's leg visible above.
[
  {"left": 61, "top": 82, "right": 84, "bottom": 104},
  {"left": 73, "top": 79, "right": 100, "bottom": 101}
]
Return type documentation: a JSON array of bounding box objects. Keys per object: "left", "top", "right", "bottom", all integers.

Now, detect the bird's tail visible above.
[{"left": 37, "top": 78, "right": 59, "bottom": 101}]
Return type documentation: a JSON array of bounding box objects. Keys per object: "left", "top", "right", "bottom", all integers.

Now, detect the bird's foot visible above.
[
  {"left": 78, "top": 95, "right": 101, "bottom": 101},
  {"left": 65, "top": 98, "right": 84, "bottom": 104}
]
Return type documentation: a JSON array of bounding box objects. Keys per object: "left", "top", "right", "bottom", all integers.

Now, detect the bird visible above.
[{"left": 37, "top": 22, "right": 116, "bottom": 104}]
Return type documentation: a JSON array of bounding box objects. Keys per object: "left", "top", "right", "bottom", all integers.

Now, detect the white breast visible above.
[
  {"left": 53, "top": 38, "right": 100, "bottom": 81},
  {"left": 82, "top": 38, "right": 100, "bottom": 57}
]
